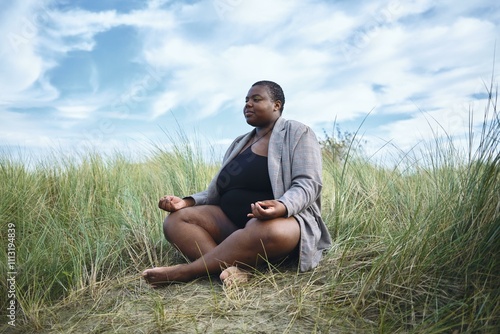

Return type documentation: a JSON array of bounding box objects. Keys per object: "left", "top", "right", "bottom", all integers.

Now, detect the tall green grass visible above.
[
  {"left": 320, "top": 91, "right": 499, "bottom": 332},
  {"left": 1, "top": 94, "right": 498, "bottom": 332},
  {"left": 0, "top": 146, "right": 215, "bottom": 330}
]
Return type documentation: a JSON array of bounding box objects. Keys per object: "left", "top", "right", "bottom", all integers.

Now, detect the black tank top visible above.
[{"left": 216, "top": 146, "right": 274, "bottom": 228}]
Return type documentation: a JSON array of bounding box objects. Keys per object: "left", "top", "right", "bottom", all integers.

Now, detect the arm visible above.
[
  {"left": 248, "top": 124, "right": 322, "bottom": 220},
  {"left": 278, "top": 126, "right": 323, "bottom": 217}
]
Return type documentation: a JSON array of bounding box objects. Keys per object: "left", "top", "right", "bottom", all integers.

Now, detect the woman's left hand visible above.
[{"left": 247, "top": 200, "right": 288, "bottom": 220}]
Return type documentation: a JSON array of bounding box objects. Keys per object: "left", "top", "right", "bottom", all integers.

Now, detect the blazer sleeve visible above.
[{"left": 277, "top": 126, "right": 323, "bottom": 217}]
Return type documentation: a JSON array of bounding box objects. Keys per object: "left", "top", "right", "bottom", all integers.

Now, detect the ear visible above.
[{"left": 273, "top": 100, "right": 282, "bottom": 112}]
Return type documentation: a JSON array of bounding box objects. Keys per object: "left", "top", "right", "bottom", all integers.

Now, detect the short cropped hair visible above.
[{"left": 252, "top": 80, "right": 285, "bottom": 113}]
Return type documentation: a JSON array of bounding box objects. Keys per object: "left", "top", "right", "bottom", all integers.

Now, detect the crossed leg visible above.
[{"left": 142, "top": 205, "right": 300, "bottom": 284}]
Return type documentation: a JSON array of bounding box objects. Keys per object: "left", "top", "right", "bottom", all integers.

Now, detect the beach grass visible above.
[{"left": 1, "top": 97, "right": 499, "bottom": 333}]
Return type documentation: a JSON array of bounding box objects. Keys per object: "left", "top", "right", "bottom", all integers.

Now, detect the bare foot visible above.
[
  {"left": 219, "top": 266, "right": 250, "bottom": 287},
  {"left": 142, "top": 264, "right": 187, "bottom": 286}
]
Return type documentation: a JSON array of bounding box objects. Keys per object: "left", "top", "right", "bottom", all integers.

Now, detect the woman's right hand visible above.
[{"left": 158, "top": 195, "right": 194, "bottom": 212}]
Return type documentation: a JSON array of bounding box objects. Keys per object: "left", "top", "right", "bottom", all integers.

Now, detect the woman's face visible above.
[{"left": 243, "top": 85, "right": 281, "bottom": 127}]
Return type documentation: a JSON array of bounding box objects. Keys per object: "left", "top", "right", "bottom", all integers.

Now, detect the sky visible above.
[{"left": 1, "top": 0, "right": 499, "bottom": 165}]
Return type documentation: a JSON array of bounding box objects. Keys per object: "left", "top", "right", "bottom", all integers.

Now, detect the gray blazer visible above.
[{"left": 190, "top": 117, "right": 332, "bottom": 271}]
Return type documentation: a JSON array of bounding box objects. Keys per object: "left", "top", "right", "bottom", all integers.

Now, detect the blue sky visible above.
[{"left": 1, "top": 0, "right": 499, "bottom": 164}]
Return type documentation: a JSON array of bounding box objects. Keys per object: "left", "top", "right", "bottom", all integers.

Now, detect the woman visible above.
[{"left": 142, "top": 81, "right": 332, "bottom": 285}]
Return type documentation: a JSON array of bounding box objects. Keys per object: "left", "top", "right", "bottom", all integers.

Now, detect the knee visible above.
[
  {"left": 162, "top": 208, "right": 195, "bottom": 240},
  {"left": 263, "top": 225, "right": 286, "bottom": 246},
  {"left": 163, "top": 211, "right": 182, "bottom": 240},
  {"left": 246, "top": 220, "right": 283, "bottom": 244},
  {"left": 162, "top": 215, "right": 172, "bottom": 240},
  {"left": 246, "top": 219, "right": 299, "bottom": 249}
]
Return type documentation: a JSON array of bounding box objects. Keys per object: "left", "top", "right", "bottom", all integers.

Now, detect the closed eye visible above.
[{"left": 245, "top": 95, "right": 263, "bottom": 103}]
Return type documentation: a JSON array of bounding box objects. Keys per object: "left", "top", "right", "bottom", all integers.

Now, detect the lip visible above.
[{"left": 244, "top": 110, "right": 254, "bottom": 117}]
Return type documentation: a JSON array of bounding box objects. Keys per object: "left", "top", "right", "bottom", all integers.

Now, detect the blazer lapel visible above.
[
  {"left": 222, "top": 130, "right": 254, "bottom": 167},
  {"left": 268, "top": 117, "right": 286, "bottom": 198}
]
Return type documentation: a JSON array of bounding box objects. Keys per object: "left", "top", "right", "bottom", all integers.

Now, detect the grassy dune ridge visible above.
[{"left": 1, "top": 103, "right": 499, "bottom": 332}]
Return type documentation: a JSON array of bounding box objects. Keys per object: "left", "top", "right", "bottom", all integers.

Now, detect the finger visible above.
[
  {"left": 258, "top": 202, "right": 277, "bottom": 219},
  {"left": 256, "top": 202, "right": 271, "bottom": 213},
  {"left": 247, "top": 203, "right": 259, "bottom": 218},
  {"left": 253, "top": 203, "right": 269, "bottom": 219},
  {"left": 256, "top": 200, "right": 271, "bottom": 208},
  {"left": 159, "top": 200, "right": 172, "bottom": 211}
]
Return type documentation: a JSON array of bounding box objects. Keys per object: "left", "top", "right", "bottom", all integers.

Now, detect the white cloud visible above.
[
  {"left": 56, "top": 105, "right": 97, "bottom": 119},
  {"left": 297, "top": 10, "right": 356, "bottom": 44},
  {"left": 0, "top": 1, "right": 53, "bottom": 103},
  {"left": 152, "top": 91, "right": 179, "bottom": 118},
  {"left": 137, "top": 0, "right": 500, "bottom": 151},
  {"left": 1, "top": 1, "right": 178, "bottom": 105},
  {"left": 217, "top": 0, "right": 299, "bottom": 24},
  {"left": 286, "top": 84, "right": 377, "bottom": 126},
  {"left": 377, "top": 97, "right": 491, "bottom": 155},
  {"left": 335, "top": 14, "right": 496, "bottom": 109},
  {"left": 1, "top": 0, "right": 499, "bottom": 164},
  {"left": 0, "top": 108, "right": 59, "bottom": 150},
  {"left": 46, "top": 7, "right": 175, "bottom": 38},
  {"left": 145, "top": 37, "right": 209, "bottom": 69}
]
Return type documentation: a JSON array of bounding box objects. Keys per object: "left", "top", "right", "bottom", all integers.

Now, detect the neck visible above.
[
  {"left": 255, "top": 127, "right": 272, "bottom": 138},
  {"left": 253, "top": 127, "right": 272, "bottom": 143},
  {"left": 255, "top": 117, "right": 279, "bottom": 136},
  {"left": 250, "top": 118, "right": 278, "bottom": 147}
]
